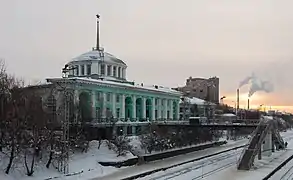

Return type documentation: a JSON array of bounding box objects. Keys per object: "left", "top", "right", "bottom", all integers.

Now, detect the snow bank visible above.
[{"left": 0, "top": 140, "right": 135, "bottom": 180}]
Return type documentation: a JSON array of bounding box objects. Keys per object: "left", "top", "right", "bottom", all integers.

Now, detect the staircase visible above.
[
  {"left": 237, "top": 116, "right": 286, "bottom": 170},
  {"left": 237, "top": 121, "right": 271, "bottom": 170}
]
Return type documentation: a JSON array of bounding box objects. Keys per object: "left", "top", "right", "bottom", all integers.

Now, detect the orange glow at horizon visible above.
[{"left": 222, "top": 92, "right": 293, "bottom": 113}]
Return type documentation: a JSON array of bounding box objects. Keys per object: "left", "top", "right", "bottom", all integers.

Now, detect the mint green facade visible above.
[
  {"left": 67, "top": 78, "right": 181, "bottom": 122},
  {"left": 48, "top": 47, "right": 181, "bottom": 135}
]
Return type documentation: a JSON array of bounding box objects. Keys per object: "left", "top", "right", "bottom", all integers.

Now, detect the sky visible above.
[{"left": 0, "top": 0, "right": 292, "bottom": 112}]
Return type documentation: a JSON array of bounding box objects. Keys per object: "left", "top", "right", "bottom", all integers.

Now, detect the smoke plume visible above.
[
  {"left": 239, "top": 72, "right": 274, "bottom": 97},
  {"left": 239, "top": 72, "right": 255, "bottom": 88}
]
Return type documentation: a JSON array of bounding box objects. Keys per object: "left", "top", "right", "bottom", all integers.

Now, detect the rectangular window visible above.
[
  {"left": 81, "top": 65, "right": 85, "bottom": 75},
  {"left": 116, "top": 108, "right": 120, "bottom": 118},
  {"left": 118, "top": 67, "right": 121, "bottom": 78},
  {"left": 162, "top": 99, "right": 164, "bottom": 106},
  {"left": 107, "top": 93, "right": 111, "bottom": 101},
  {"left": 75, "top": 65, "right": 79, "bottom": 76},
  {"left": 116, "top": 94, "right": 120, "bottom": 102},
  {"left": 100, "top": 64, "right": 105, "bottom": 75},
  {"left": 127, "top": 126, "right": 132, "bottom": 135},
  {"left": 107, "top": 65, "right": 111, "bottom": 76},
  {"left": 113, "top": 66, "right": 117, "bottom": 77},
  {"left": 87, "top": 64, "right": 91, "bottom": 75}
]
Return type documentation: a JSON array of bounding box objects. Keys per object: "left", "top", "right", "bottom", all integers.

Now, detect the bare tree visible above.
[
  {"left": 109, "top": 135, "right": 132, "bottom": 157},
  {"left": 4, "top": 88, "right": 26, "bottom": 174},
  {"left": 21, "top": 93, "right": 47, "bottom": 176}
]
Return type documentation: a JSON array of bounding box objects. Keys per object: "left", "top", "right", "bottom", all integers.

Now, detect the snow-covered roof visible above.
[
  {"left": 221, "top": 113, "right": 236, "bottom": 117},
  {"left": 46, "top": 77, "right": 182, "bottom": 96},
  {"left": 180, "top": 97, "right": 216, "bottom": 106},
  {"left": 70, "top": 50, "right": 126, "bottom": 66}
]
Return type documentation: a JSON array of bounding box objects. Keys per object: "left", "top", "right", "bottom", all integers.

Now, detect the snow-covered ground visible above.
[
  {"left": 95, "top": 139, "right": 248, "bottom": 180},
  {"left": 0, "top": 136, "right": 230, "bottom": 180},
  {"left": 3, "top": 129, "right": 290, "bottom": 180},
  {"left": 270, "top": 153, "right": 293, "bottom": 180},
  {"left": 137, "top": 129, "right": 293, "bottom": 180},
  {"left": 0, "top": 140, "right": 134, "bottom": 180}
]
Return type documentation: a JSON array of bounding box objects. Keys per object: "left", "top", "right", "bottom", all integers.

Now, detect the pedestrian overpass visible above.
[{"left": 237, "top": 116, "right": 285, "bottom": 170}]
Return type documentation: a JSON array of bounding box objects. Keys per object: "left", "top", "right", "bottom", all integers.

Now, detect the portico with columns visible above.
[
  {"left": 47, "top": 77, "right": 181, "bottom": 135},
  {"left": 62, "top": 78, "right": 181, "bottom": 122}
]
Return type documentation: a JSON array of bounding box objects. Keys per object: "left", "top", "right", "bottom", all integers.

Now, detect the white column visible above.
[
  {"left": 158, "top": 99, "right": 161, "bottom": 119},
  {"left": 132, "top": 96, "right": 136, "bottom": 121},
  {"left": 112, "top": 93, "right": 116, "bottom": 118},
  {"left": 78, "top": 65, "right": 81, "bottom": 76},
  {"left": 151, "top": 98, "right": 156, "bottom": 121},
  {"left": 102, "top": 92, "right": 106, "bottom": 118},
  {"left": 121, "top": 94, "right": 125, "bottom": 120},
  {"left": 105, "top": 65, "right": 108, "bottom": 76},
  {"left": 163, "top": 99, "right": 167, "bottom": 119},
  {"left": 91, "top": 91, "right": 96, "bottom": 120},
  {"left": 110, "top": 65, "right": 113, "bottom": 76},
  {"left": 142, "top": 97, "right": 146, "bottom": 119},
  {"left": 122, "top": 68, "right": 126, "bottom": 79},
  {"left": 176, "top": 100, "right": 180, "bottom": 120},
  {"left": 170, "top": 100, "right": 174, "bottom": 120}
]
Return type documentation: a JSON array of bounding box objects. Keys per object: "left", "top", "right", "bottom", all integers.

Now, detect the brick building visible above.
[{"left": 174, "top": 76, "right": 220, "bottom": 104}]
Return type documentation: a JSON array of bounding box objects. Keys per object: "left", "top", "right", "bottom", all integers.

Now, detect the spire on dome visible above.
[{"left": 95, "top": 14, "right": 100, "bottom": 51}]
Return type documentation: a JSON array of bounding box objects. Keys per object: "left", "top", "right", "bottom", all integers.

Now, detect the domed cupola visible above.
[{"left": 64, "top": 14, "right": 128, "bottom": 82}]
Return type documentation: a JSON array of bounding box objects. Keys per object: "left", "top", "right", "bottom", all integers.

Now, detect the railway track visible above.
[
  {"left": 148, "top": 149, "right": 242, "bottom": 180},
  {"left": 121, "top": 144, "right": 247, "bottom": 180},
  {"left": 279, "top": 165, "right": 293, "bottom": 180},
  {"left": 144, "top": 134, "right": 293, "bottom": 180}
]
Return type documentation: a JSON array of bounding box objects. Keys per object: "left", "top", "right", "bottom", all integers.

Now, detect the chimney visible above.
[
  {"left": 247, "top": 98, "right": 250, "bottom": 110},
  {"left": 236, "top": 89, "right": 240, "bottom": 110},
  {"left": 96, "top": 14, "right": 100, "bottom": 50}
]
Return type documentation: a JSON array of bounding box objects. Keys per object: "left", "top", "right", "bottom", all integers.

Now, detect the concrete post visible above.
[{"left": 263, "top": 132, "right": 272, "bottom": 156}]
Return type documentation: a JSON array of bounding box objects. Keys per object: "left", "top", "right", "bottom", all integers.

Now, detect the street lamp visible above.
[{"left": 220, "top": 96, "right": 226, "bottom": 104}]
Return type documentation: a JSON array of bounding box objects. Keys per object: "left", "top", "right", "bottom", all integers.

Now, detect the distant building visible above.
[
  {"left": 174, "top": 76, "right": 220, "bottom": 104},
  {"left": 179, "top": 97, "right": 216, "bottom": 120}
]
